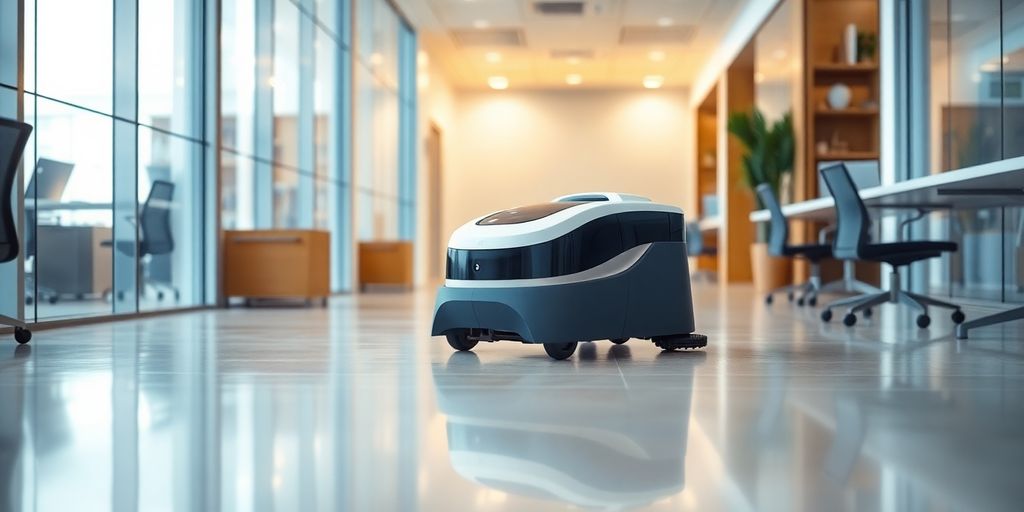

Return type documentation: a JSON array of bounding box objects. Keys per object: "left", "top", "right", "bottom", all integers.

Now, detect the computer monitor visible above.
[
  {"left": 26, "top": 158, "right": 74, "bottom": 202},
  {"left": 0, "top": 118, "right": 33, "bottom": 260},
  {"left": 818, "top": 160, "right": 880, "bottom": 197}
]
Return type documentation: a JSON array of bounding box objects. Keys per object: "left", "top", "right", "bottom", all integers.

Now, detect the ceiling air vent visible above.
[
  {"left": 451, "top": 28, "right": 525, "bottom": 48},
  {"left": 534, "top": 1, "right": 585, "bottom": 16},
  {"left": 549, "top": 49, "right": 594, "bottom": 60},
  {"left": 620, "top": 25, "right": 696, "bottom": 45}
]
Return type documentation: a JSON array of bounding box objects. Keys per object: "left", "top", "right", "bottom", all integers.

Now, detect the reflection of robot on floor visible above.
[
  {"left": 432, "top": 193, "right": 707, "bottom": 360},
  {"left": 432, "top": 348, "right": 706, "bottom": 509}
]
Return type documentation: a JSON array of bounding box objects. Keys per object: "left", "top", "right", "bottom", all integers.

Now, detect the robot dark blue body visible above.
[{"left": 431, "top": 193, "right": 707, "bottom": 360}]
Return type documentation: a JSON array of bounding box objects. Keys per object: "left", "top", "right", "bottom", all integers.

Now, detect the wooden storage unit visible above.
[
  {"left": 694, "top": 86, "right": 720, "bottom": 273},
  {"left": 358, "top": 241, "right": 413, "bottom": 290},
  {"left": 223, "top": 230, "right": 330, "bottom": 303}
]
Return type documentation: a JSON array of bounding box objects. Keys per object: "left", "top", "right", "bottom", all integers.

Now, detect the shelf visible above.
[
  {"left": 815, "top": 151, "right": 879, "bottom": 161},
  {"left": 813, "top": 62, "right": 879, "bottom": 73},
  {"left": 815, "top": 107, "right": 879, "bottom": 117}
]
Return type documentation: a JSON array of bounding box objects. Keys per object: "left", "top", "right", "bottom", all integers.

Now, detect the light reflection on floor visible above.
[{"left": 1, "top": 284, "right": 1023, "bottom": 511}]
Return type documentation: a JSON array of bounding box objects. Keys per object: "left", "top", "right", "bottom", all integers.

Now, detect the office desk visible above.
[
  {"left": 749, "top": 157, "right": 1024, "bottom": 223},
  {"left": 748, "top": 157, "right": 1024, "bottom": 339}
]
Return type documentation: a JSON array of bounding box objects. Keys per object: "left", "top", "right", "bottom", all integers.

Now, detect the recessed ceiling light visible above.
[
  {"left": 656, "top": 17, "right": 673, "bottom": 27},
  {"left": 485, "top": 51, "right": 502, "bottom": 63},
  {"left": 488, "top": 76, "right": 509, "bottom": 90},
  {"left": 648, "top": 50, "right": 666, "bottom": 62},
  {"left": 566, "top": 74, "right": 582, "bottom": 85},
  {"left": 473, "top": 19, "right": 490, "bottom": 29},
  {"left": 642, "top": 75, "right": 664, "bottom": 89}
]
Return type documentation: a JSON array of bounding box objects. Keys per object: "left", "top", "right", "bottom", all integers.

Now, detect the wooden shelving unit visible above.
[{"left": 794, "top": 0, "right": 881, "bottom": 285}]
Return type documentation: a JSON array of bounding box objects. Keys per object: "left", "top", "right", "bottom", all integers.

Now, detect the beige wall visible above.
[
  {"left": 415, "top": 58, "right": 457, "bottom": 286},
  {"left": 437, "top": 89, "right": 694, "bottom": 267}
]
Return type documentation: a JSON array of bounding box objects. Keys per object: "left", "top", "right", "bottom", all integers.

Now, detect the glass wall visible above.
[
  {"left": 0, "top": 0, "right": 210, "bottom": 321},
  {"left": 905, "top": 0, "right": 1024, "bottom": 303},
  {"left": 221, "top": 0, "right": 357, "bottom": 292},
  {"left": 354, "top": 0, "right": 416, "bottom": 242}
]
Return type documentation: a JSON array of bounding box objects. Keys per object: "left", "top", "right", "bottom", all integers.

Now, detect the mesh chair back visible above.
[
  {"left": 756, "top": 183, "right": 788, "bottom": 257},
  {"left": 140, "top": 180, "right": 175, "bottom": 256},
  {"left": 820, "top": 164, "right": 871, "bottom": 260},
  {"left": 685, "top": 222, "right": 703, "bottom": 256},
  {"left": 0, "top": 118, "right": 32, "bottom": 264}
]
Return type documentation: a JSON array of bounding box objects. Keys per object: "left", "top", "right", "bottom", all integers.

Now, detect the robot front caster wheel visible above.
[
  {"left": 446, "top": 332, "right": 478, "bottom": 352},
  {"left": 609, "top": 338, "right": 629, "bottom": 345},
  {"left": 543, "top": 342, "right": 578, "bottom": 360},
  {"left": 652, "top": 333, "right": 708, "bottom": 352},
  {"left": 14, "top": 327, "right": 32, "bottom": 345}
]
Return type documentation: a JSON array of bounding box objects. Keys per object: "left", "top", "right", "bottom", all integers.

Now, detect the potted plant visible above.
[{"left": 727, "top": 109, "right": 795, "bottom": 291}]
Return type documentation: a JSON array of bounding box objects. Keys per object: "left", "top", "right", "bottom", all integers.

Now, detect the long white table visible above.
[
  {"left": 750, "top": 156, "right": 1024, "bottom": 223},
  {"left": 748, "top": 156, "right": 1024, "bottom": 340}
]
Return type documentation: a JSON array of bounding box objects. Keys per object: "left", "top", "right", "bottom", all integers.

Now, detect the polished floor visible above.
[{"left": 2, "top": 284, "right": 1024, "bottom": 511}]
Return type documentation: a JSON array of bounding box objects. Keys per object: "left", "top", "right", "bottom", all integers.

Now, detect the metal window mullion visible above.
[
  {"left": 254, "top": 0, "right": 274, "bottom": 228},
  {"left": 297, "top": 9, "right": 315, "bottom": 228},
  {"left": 112, "top": 0, "right": 139, "bottom": 316}
]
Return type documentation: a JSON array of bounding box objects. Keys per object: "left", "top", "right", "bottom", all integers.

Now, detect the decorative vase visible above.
[
  {"left": 827, "top": 83, "right": 852, "bottom": 109},
  {"left": 845, "top": 23, "right": 858, "bottom": 64}
]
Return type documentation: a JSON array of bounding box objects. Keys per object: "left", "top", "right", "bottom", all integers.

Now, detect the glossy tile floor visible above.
[{"left": 2, "top": 284, "right": 1024, "bottom": 511}]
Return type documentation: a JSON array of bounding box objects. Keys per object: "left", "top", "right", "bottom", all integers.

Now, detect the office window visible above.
[
  {"left": 3, "top": 0, "right": 211, "bottom": 322},
  {"left": 220, "top": 0, "right": 354, "bottom": 290},
  {"left": 354, "top": 0, "right": 414, "bottom": 243},
  {"left": 904, "top": 0, "right": 1024, "bottom": 303}
]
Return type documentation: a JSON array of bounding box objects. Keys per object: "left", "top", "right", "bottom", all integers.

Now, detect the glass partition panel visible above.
[{"left": 28, "top": 97, "right": 114, "bottom": 320}]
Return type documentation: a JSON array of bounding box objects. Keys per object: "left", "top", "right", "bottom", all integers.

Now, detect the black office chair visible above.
[
  {"left": 0, "top": 117, "right": 34, "bottom": 344},
  {"left": 818, "top": 164, "right": 965, "bottom": 328},
  {"left": 102, "top": 180, "right": 177, "bottom": 301},
  {"left": 686, "top": 222, "right": 717, "bottom": 281},
  {"left": 756, "top": 183, "right": 833, "bottom": 306}
]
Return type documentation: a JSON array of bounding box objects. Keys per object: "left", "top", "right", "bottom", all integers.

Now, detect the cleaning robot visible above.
[{"left": 431, "top": 192, "right": 707, "bottom": 360}]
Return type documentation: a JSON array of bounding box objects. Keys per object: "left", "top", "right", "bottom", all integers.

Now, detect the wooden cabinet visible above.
[
  {"left": 223, "top": 230, "right": 330, "bottom": 302},
  {"left": 358, "top": 241, "right": 413, "bottom": 290}
]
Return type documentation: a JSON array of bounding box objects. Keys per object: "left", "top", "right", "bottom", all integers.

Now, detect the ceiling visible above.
[{"left": 395, "top": 0, "right": 751, "bottom": 90}]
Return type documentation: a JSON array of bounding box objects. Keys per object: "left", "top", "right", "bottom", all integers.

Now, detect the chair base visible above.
[
  {"left": 956, "top": 305, "right": 1024, "bottom": 339},
  {"left": 822, "top": 270, "right": 963, "bottom": 328},
  {"left": 766, "top": 260, "right": 879, "bottom": 307}
]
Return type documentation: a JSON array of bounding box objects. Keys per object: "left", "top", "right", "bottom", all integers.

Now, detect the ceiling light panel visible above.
[
  {"left": 619, "top": 25, "right": 696, "bottom": 45},
  {"left": 451, "top": 28, "right": 526, "bottom": 47}
]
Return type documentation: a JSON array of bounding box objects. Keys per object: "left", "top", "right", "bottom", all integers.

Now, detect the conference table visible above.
[{"left": 749, "top": 156, "right": 1024, "bottom": 340}]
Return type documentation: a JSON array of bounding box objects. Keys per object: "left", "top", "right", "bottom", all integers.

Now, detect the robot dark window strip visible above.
[{"left": 431, "top": 192, "right": 707, "bottom": 360}]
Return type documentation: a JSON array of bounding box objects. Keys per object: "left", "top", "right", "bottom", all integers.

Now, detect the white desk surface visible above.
[
  {"left": 697, "top": 215, "right": 720, "bottom": 232},
  {"left": 750, "top": 156, "right": 1024, "bottom": 223},
  {"left": 28, "top": 200, "right": 113, "bottom": 212}
]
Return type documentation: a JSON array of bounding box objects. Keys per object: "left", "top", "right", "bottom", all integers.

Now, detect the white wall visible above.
[
  {"left": 415, "top": 57, "right": 456, "bottom": 286},
  {"left": 439, "top": 89, "right": 693, "bottom": 260}
]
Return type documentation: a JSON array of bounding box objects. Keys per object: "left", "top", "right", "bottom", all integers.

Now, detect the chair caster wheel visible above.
[
  {"left": 821, "top": 309, "right": 833, "bottom": 322},
  {"left": 47, "top": 296, "right": 58, "bottom": 305},
  {"left": 787, "top": 292, "right": 794, "bottom": 302},
  {"left": 14, "top": 327, "right": 31, "bottom": 345},
  {"left": 808, "top": 297, "right": 817, "bottom": 307},
  {"left": 765, "top": 294, "right": 773, "bottom": 305},
  {"left": 609, "top": 338, "right": 628, "bottom": 345},
  {"left": 862, "top": 307, "right": 873, "bottom": 318},
  {"left": 25, "top": 296, "right": 34, "bottom": 306},
  {"left": 916, "top": 315, "right": 931, "bottom": 328},
  {"left": 797, "top": 297, "right": 805, "bottom": 306},
  {"left": 951, "top": 310, "right": 965, "bottom": 324},
  {"left": 544, "top": 341, "right": 578, "bottom": 360},
  {"left": 843, "top": 313, "right": 857, "bottom": 326}
]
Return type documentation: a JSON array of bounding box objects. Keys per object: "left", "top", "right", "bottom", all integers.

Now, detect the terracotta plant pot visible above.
[{"left": 750, "top": 243, "right": 792, "bottom": 292}]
